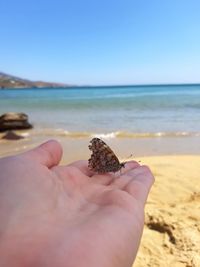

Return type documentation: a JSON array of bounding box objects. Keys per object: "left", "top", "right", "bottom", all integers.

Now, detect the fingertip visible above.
[
  {"left": 124, "top": 164, "right": 155, "bottom": 205},
  {"left": 40, "top": 139, "right": 63, "bottom": 167},
  {"left": 121, "top": 160, "right": 140, "bottom": 175},
  {"left": 40, "top": 139, "right": 63, "bottom": 155},
  {"left": 139, "top": 165, "right": 155, "bottom": 186},
  {"left": 21, "top": 139, "right": 63, "bottom": 168},
  {"left": 126, "top": 160, "right": 141, "bottom": 168}
]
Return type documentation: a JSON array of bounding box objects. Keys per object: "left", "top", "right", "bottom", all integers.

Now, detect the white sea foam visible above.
[
  {"left": 29, "top": 128, "right": 200, "bottom": 139},
  {"left": 91, "top": 132, "right": 119, "bottom": 139},
  {"left": 20, "top": 132, "right": 30, "bottom": 137}
]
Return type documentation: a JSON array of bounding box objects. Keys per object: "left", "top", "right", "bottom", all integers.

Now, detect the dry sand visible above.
[
  {"left": 134, "top": 156, "right": 200, "bottom": 267},
  {"left": 0, "top": 136, "right": 200, "bottom": 267}
]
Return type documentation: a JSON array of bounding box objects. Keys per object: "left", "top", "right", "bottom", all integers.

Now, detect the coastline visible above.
[
  {"left": 0, "top": 135, "right": 200, "bottom": 266},
  {"left": 0, "top": 130, "right": 200, "bottom": 160}
]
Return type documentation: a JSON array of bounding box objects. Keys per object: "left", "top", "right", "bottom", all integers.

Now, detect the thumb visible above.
[{"left": 21, "top": 140, "right": 63, "bottom": 168}]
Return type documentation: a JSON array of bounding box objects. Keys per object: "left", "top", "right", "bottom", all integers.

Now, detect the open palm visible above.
[{"left": 0, "top": 140, "right": 154, "bottom": 267}]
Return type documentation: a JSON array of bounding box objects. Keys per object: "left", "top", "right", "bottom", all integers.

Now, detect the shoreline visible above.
[{"left": 0, "top": 131, "right": 200, "bottom": 161}]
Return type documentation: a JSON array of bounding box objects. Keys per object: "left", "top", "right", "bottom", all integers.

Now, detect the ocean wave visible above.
[
  {"left": 91, "top": 132, "right": 120, "bottom": 139},
  {"left": 29, "top": 129, "right": 200, "bottom": 139}
]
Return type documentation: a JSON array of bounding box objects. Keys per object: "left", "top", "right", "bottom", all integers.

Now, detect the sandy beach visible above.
[
  {"left": 1, "top": 0, "right": 200, "bottom": 265},
  {"left": 0, "top": 135, "right": 199, "bottom": 267},
  {"left": 134, "top": 155, "right": 200, "bottom": 267}
]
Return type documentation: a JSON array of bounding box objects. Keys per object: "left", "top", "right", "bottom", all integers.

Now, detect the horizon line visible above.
[
  {"left": 73, "top": 82, "right": 200, "bottom": 88},
  {"left": 1, "top": 71, "right": 200, "bottom": 88}
]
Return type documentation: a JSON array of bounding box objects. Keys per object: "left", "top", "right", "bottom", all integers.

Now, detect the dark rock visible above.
[
  {"left": 0, "top": 112, "right": 33, "bottom": 132},
  {"left": 2, "top": 130, "right": 24, "bottom": 140}
]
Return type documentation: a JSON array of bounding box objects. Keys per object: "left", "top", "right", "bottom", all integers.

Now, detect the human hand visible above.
[{"left": 0, "top": 140, "right": 154, "bottom": 267}]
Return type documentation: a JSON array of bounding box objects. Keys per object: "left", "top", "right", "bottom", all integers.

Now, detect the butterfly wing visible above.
[{"left": 88, "top": 138, "right": 122, "bottom": 173}]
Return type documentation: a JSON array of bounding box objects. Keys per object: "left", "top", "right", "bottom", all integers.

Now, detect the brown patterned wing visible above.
[{"left": 88, "top": 138, "right": 125, "bottom": 173}]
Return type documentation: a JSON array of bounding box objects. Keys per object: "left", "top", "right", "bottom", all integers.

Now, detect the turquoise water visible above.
[{"left": 0, "top": 84, "right": 200, "bottom": 137}]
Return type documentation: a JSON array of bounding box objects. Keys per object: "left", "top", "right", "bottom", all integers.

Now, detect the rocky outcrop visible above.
[
  {"left": 0, "top": 112, "right": 33, "bottom": 132},
  {"left": 2, "top": 131, "right": 24, "bottom": 140}
]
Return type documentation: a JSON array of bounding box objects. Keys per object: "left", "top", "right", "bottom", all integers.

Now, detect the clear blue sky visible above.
[{"left": 1, "top": 0, "right": 200, "bottom": 85}]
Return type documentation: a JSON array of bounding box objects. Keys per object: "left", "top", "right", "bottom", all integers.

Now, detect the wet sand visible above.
[{"left": 0, "top": 130, "right": 200, "bottom": 160}]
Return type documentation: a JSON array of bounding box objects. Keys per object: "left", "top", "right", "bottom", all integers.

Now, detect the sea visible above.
[{"left": 1, "top": 84, "right": 200, "bottom": 140}]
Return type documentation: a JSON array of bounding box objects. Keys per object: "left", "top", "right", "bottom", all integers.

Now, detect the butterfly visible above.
[{"left": 88, "top": 137, "right": 125, "bottom": 173}]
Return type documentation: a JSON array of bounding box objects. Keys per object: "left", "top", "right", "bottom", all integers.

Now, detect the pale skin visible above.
[{"left": 0, "top": 140, "right": 154, "bottom": 267}]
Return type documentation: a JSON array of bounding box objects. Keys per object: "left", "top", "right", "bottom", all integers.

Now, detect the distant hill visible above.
[{"left": 0, "top": 72, "right": 71, "bottom": 88}]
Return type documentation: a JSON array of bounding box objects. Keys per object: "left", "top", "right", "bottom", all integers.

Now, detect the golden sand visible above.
[{"left": 134, "top": 156, "right": 200, "bottom": 267}]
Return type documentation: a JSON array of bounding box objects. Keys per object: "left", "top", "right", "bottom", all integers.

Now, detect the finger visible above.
[
  {"left": 108, "top": 161, "right": 141, "bottom": 188},
  {"left": 123, "top": 165, "right": 155, "bottom": 206},
  {"left": 66, "top": 161, "right": 115, "bottom": 185},
  {"left": 90, "top": 161, "right": 140, "bottom": 186},
  {"left": 20, "top": 140, "right": 63, "bottom": 168},
  {"left": 110, "top": 173, "right": 135, "bottom": 189},
  {"left": 120, "top": 160, "right": 140, "bottom": 175},
  {"left": 91, "top": 173, "right": 116, "bottom": 185},
  {"left": 67, "top": 160, "right": 93, "bottom": 177}
]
